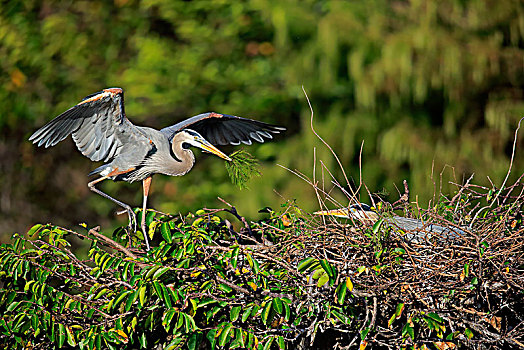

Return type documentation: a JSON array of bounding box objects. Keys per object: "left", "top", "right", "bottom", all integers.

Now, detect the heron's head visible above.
[
  {"left": 176, "top": 129, "right": 232, "bottom": 161},
  {"left": 314, "top": 203, "right": 377, "bottom": 221}
]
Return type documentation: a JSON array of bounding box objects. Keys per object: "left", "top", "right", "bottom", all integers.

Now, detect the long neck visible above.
[{"left": 165, "top": 134, "right": 195, "bottom": 176}]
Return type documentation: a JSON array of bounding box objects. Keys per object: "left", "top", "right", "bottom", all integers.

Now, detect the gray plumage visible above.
[
  {"left": 383, "top": 216, "right": 464, "bottom": 242},
  {"left": 29, "top": 87, "right": 285, "bottom": 250},
  {"left": 315, "top": 203, "right": 464, "bottom": 243}
]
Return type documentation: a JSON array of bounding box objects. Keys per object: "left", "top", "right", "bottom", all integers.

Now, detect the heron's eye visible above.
[{"left": 182, "top": 142, "right": 190, "bottom": 149}]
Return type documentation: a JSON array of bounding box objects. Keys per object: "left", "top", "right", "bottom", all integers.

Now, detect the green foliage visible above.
[
  {"left": 225, "top": 149, "right": 262, "bottom": 190},
  {"left": 2, "top": 189, "right": 522, "bottom": 348},
  {"left": 1, "top": 209, "right": 319, "bottom": 349}
]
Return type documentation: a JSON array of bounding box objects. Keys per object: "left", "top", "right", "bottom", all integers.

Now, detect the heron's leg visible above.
[
  {"left": 87, "top": 168, "right": 137, "bottom": 233},
  {"left": 141, "top": 176, "right": 152, "bottom": 251}
]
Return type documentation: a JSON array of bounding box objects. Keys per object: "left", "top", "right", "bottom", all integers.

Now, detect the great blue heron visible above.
[
  {"left": 315, "top": 203, "right": 464, "bottom": 242},
  {"left": 29, "top": 87, "right": 285, "bottom": 250}
]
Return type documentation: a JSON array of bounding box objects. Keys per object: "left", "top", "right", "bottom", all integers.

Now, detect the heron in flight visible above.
[
  {"left": 315, "top": 203, "right": 464, "bottom": 242},
  {"left": 29, "top": 87, "right": 285, "bottom": 250}
]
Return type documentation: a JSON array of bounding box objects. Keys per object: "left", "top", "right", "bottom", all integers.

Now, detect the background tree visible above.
[{"left": 1, "top": 0, "right": 523, "bottom": 237}]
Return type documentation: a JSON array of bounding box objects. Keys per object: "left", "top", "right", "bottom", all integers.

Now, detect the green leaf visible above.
[
  {"left": 277, "top": 336, "right": 285, "bottom": 349},
  {"left": 218, "top": 283, "right": 233, "bottom": 293},
  {"left": 138, "top": 285, "right": 147, "bottom": 306},
  {"left": 463, "top": 262, "right": 470, "bottom": 277},
  {"left": 146, "top": 211, "right": 156, "bottom": 227},
  {"left": 7, "top": 301, "right": 21, "bottom": 312},
  {"left": 242, "top": 306, "right": 253, "bottom": 322},
  {"left": 183, "top": 313, "right": 197, "bottom": 332},
  {"left": 388, "top": 313, "right": 397, "bottom": 328},
  {"left": 153, "top": 281, "right": 163, "bottom": 299},
  {"left": 427, "top": 312, "right": 443, "bottom": 323},
  {"left": 145, "top": 265, "right": 161, "bottom": 280},
  {"left": 247, "top": 333, "right": 255, "bottom": 349},
  {"left": 272, "top": 298, "right": 283, "bottom": 314},
  {"left": 207, "top": 329, "right": 217, "bottom": 349},
  {"left": 187, "top": 332, "right": 202, "bottom": 350},
  {"left": 230, "top": 306, "right": 241, "bottom": 322},
  {"left": 465, "top": 328, "right": 474, "bottom": 339},
  {"left": 402, "top": 323, "right": 414, "bottom": 340},
  {"left": 196, "top": 298, "right": 216, "bottom": 308},
  {"left": 331, "top": 309, "right": 351, "bottom": 324},
  {"left": 160, "top": 223, "right": 172, "bottom": 244},
  {"left": 24, "top": 280, "right": 36, "bottom": 292},
  {"left": 283, "top": 302, "right": 291, "bottom": 321},
  {"left": 263, "top": 336, "right": 274, "bottom": 350},
  {"left": 86, "top": 309, "right": 96, "bottom": 319},
  {"left": 395, "top": 303, "right": 405, "bottom": 317},
  {"left": 139, "top": 332, "right": 146, "bottom": 348},
  {"left": 372, "top": 218, "right": 384, "bottom": 233},
  {"left": 123, "top": 261, "right": 135, "bottom": 281},
  {"left": 361, "top": 326, "right": 370, "bottom": 340},
  {"left": 234, "top": 328, "right": 245, "bottom": 348},
  {"left": 312, "top": 267, "right": 325, "bottom": 280},
  {"left": 152, "top": 267, "right": 170, "bottom": 280},
  {"left": 319, "top": 259, "right": 335, "bottom": 278},
  {"left": 113, "top": 290, "right": 132, "bottom": 311},
  {"left": 57, "top": 323, "right": 66, "bottom": 348},
  {"left": 27, "top": 224, "right": 43, "bottom": 237},
  {"left": 230, "top": 246, "right": 239, "bottom": 269},
  {"left": 246, "top": 254, "right": 260, "bottom": 274},
  {"left": 297, "top": 257, "right": 317, "bottom": 273},
  {"left": 317, "top": 273, "right": 329, "bottom": 287},
  {"left": 218, "top": 323, "right": 233, "bottom": 347},
  {"left": 125, "top": 291, "right": 137, "bottom": 311},
  {"left": 335, "top": 280, "right": 347, "bottom": 304},
  {"left": 66, "top": 326, "right": 76, "bottom": 347},
  {"left": 261, "top": 301, "right": 272, "bottom": 325},
  {"left": 95, "top": 288, "right": 109, "bottom": 300},
  {"left": 162, "top": 309, "right": 177, "bottom": 332},
  {"left": 162, "top": 285, "right": 172, "bottom": 309}
]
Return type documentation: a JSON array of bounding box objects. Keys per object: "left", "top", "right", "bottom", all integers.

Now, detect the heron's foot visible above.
[
  {"left": 117, "top": 207, "right": 137, "bottom": 233},
  {"left": 128, "top": 209, "right": 137, "bottom": 233}
]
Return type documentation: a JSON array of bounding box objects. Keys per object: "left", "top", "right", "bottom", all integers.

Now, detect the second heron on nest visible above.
[{"left": 315, "top": 203, "right": 464, "bottom": 242}]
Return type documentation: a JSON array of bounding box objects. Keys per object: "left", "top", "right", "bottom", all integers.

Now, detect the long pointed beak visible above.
[
  {"left": 197, "top": 139, "right": 232, "bottom": 161},
  {"left": 314, "top": 208, "right": 351, "bottom": 219}
]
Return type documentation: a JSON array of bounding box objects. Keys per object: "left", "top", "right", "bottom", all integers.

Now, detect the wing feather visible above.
[
  {"left": 73, "top": 123, "right": 96, "bottom": 149},
  {"left": 83, "top": 136, "right": 99, "bottom": 159},
  {"left": 222, "top": 123, "right": 244, "bottom": 145},
  {"left": 160, "top": 112, "right": 285, "bottom": 146},
  {"left": 249, "top": 131, "right": 264, "bottom": 143},
  {"left": 30, "top": 88, "right": 151, "bottom": 165}
]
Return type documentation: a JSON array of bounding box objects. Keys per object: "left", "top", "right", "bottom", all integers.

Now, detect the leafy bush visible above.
[{"left": 1, "top": 185, "right": 523, "bottom": 349}]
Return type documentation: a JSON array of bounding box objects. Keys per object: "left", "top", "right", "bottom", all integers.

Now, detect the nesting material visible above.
[{"left": 225, "top": 149, "right": 261, "bottom": 189}]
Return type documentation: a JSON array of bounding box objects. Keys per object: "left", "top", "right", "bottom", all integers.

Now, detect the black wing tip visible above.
[
  {"left": 269, "top": 125, "right": 286, "bottom": 132},
  {"left": 219, "top": 113, "right": 287, "bottom": 132}
]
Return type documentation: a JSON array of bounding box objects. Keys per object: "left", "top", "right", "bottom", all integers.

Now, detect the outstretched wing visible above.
[
  {"left": 160, "top": 112, "right": 285, "bottom": 146},
  {"left": 29, "top": 88, "right": 151, "bottom": 163}
]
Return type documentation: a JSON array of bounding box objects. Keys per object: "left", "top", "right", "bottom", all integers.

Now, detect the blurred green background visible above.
[{"left": 1, "top": 0, "right": 524, "bottom": 238}]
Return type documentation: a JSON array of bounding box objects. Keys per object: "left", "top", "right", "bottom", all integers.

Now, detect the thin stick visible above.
[
  {"left": 302, "top": 86, "right": 356, "bottom": 199},
  {"left": 88, "top": 226, "right": 138, "bottom": 260}
]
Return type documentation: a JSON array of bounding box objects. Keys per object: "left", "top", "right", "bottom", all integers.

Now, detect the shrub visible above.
[{"left": 1, "top": 183, "right": 523, "bottom": 349}]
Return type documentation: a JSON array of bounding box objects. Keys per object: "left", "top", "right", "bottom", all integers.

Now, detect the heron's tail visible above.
[{"left": 88, "top": 164, "right": 110, "bottom": 177}]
